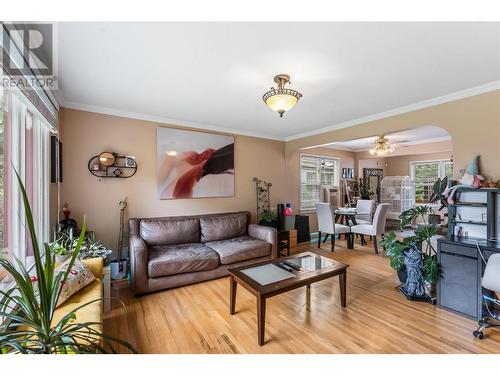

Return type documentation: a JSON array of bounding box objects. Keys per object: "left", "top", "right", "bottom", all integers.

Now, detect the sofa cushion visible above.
[
  {"left": 140, "top": 218, "right": 200, "bottom": 246},
  {"left": 52, "top": 279, "right": 103, "bottom": 333},
  {"left": 148, "top": 243, "right": 220, "bottom": 278},
  {"left": 205, "top": 235, "right": 271, "bottom": 265},
  {"left": 200, "top": 213, "right": 248, "bottom": 242}
]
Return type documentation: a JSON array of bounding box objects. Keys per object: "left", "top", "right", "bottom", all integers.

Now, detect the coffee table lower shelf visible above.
[{"left": 228, "top": 250, "right": 348, "bottom": 346}]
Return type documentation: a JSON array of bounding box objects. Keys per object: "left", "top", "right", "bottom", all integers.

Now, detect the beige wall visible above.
[
  {"left": 285, "top": 146, "right": 356, "bottom": 232},
  {"left": 356, "top": 157, "right": 386, "bottom": 178},
  {"left": 286, "top": 90, "right": 500, "bottom": 179},
  {"left": 59, "top": 108, "right": 286, "bottom": 253},
  {"left": 384, "top": 151, "right": 453, "bottom": 176},
  {"left": 354, "top": 140, "right": 453, "bottom": 177},
  {"left": 59, "top": 90, "right": 499, "bottom": 246}
]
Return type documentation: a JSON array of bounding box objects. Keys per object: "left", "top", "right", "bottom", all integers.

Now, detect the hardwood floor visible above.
[{"left": 104, "top": 237, "right": 500, "bottom": 353}]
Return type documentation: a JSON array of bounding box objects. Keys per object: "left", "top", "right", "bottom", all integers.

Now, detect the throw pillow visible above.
[{"left": 55, "top": 258, "right": 95, "bottom": 307}]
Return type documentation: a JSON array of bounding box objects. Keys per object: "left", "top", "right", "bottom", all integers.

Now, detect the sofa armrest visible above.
[
  {"left": 83, "top": 257, "right": 103, "bottom": 280},
  {"left": 248, "top": 224, "right": 278, "bottom": 259},
  {"left": 130, "top": 234, "right": 149, "bottom": 295}
]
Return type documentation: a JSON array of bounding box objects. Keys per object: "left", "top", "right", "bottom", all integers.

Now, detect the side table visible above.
[{"left": 102, "top": 265, "right": 111, "bottom": 313}]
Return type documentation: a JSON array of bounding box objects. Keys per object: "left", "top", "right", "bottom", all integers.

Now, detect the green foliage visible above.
[
  {"left": 429, "top": 176, "right": 449, "bottom": 211},
  {"left": 423, "top": 254, "right": 440, "bottom": 283},
  {"left": 382, "top": 205, "right": 441, "bottom": 283},
  {"left": 50, "top": 230, "right": 111, "bottom": 260},
  {"left": 49, "top": 229, "right": 76, "bottom": 256},
  {"left": 79, "top": 233, "right": 112, "bottom": 260},
  {"left": 380, "top": 232, "right": 405, "bottom": 271},
  {"left": 260, "top": 210, "right": 277, "bottom": 222},
  {"left": 0, "top": 171, "right": 136, "bottom": 353}
]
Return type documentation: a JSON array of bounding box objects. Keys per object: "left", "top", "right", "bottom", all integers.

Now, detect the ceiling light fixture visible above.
[
  {"left": 262, "top": 74, "right": 302, "bottom": 118},
  {"left": 369, "top": 135, "right": 396, "bottom": 156}
]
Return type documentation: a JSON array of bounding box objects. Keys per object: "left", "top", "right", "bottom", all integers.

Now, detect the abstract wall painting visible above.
[{"left": 157, "top": 127, "right": 235, "bottom": 199}]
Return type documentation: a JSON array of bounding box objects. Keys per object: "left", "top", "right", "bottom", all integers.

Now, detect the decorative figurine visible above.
[{"left": 401, "top": 242, "right": 427, "bottom": 299}]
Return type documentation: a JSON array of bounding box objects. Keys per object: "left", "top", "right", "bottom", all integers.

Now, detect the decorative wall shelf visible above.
[{"left": 88, "top": 153, "right": 137, "bottom": 179}]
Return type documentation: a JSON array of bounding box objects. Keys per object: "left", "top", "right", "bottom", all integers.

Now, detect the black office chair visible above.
[{"left": 473, "top": 249, "right": 500, "bottom": 339}]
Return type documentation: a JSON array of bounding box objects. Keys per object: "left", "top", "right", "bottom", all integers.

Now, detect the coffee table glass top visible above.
[
  {"left": 285, "top": 255, "right": 334, "bottom": 272},
  {"left": 239, "top": 255, "right": 335, "bottom": 286},
  {"left": 241, "top": 263, "right": 295, "bottom": 285}
]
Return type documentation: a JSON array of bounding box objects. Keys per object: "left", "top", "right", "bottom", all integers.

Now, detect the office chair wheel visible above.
[{"left": 473, "top": 330, "right": 484, "bottom": 339}]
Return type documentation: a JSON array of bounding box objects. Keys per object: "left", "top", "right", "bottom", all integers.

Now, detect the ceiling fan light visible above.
[{"left": 370, "top": 135, "right": 396, "bottom": 157}]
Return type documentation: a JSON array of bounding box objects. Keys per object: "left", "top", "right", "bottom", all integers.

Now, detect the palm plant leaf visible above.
[{"left": 0, "top": 170, "right": 135, "bottom": 353}]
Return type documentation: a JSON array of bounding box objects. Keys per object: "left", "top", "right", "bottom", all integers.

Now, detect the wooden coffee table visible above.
[{"left": 227, "top": 250, "right": 348, "bottom": 346}]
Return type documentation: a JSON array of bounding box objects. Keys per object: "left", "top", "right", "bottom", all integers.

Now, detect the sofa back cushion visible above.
[
  {"left": 200, "top": 212, "right": 248, "bottom": 242},
  {"left": 140, "top": 218, "right": 200, "bottom": 246}
]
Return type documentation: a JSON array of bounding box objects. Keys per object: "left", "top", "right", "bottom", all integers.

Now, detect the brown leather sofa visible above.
[{"left": 129, "top": 211, "right": 277, "bottom": 295}]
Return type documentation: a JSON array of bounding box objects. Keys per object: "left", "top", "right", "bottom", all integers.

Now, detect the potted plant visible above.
[
  {"left": 78, "top": 233, "right": 112, "bottom": 266},
  {"left": 429, "top": 176, "right": 449, "bottom": 211},
  {"left": 49, "top": 229, "right": 76, "bottom": 263},
  {"left": 0, "top": 171, "right": 136, "bottom": 353},
  {"left": 110, "top": 197, "right": 128, "bottom": 280},
  {"left": 428, "top": 176, "right": 449, "bottom": 225},
  {"left": 258, "top": 210, "right": 278, "bottom": 228},
  {"left": 380, "top": 206, "right": 440, "bottom": 299}
]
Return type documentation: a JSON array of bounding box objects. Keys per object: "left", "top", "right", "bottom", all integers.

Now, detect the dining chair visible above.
[
  {"left": 350, "top": 203, "right": 390, "bottom": 254},
  {"left": 355, "top": 199, "right": 374, "bottom": 224},
  {"left": 315, "top": 203, "right": 351, "bottom": 251}
]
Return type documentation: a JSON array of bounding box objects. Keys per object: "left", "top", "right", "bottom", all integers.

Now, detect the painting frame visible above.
[{"left": 157, "top": 127, "right": 235, "bottom": 200}]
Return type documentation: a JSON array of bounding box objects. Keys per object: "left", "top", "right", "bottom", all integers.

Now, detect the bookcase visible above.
[{"left": 447, "top": 187, "right": 499, "bottom": 242}]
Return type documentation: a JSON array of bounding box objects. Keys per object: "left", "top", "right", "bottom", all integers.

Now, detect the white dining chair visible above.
[
  {"left": 355, "top": 199, "right": 374, "bottom": 224},
  {"left": 315, "top": 203, "right": 351, "bottom": 252},
  {"left": 350, "top": 203, "right": 390, "bottom": 254}
]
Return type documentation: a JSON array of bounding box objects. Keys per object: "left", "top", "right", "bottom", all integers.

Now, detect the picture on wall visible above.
[{"left": 157, "top": 127, "right": 235, "bottom": 199}]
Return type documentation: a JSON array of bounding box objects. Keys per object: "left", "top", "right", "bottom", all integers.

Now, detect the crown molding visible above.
[
  {"left": 285, "top": 80, "right": 500, "bottom": 141},
  {"left": 61, "top": 80, "right": 499, "bottom": 143},
  {"left": 61, "top": 101, "right": 284, "bottom": 141}
]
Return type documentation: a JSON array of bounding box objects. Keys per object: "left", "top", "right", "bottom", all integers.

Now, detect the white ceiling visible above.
[
  {"left": 57, "top": 22, "right": 500, "bottom": 140},
  {"left": 322, "top": 125, "right": 451, "bottom": 151}
]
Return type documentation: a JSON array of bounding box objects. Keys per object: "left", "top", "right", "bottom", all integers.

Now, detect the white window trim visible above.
[
  {"left": 5, "top": 88, "right": 52, "bottom": 266},
  {"left": 409, "top": 159, "right": 451, "bottom": 207},
  {"left": 299, "top": 153, "right": 340, "bottom": 214}
]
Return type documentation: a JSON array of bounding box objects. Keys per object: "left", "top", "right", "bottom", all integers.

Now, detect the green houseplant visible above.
[
  {"left": 380, "top": 206, "right": 440, "bottom": 291},
  {"left": 258, "top": 210, "right": 278, "bottom": 228},
  {"left": 0, "top": 171, "right": 135, "bottom": 353},
  {"left": 429, "top": 176, "right": 449, "bottom": 211},
  {"left": 78, "top": 233, "right": 112, "bottom": 265},
  {"left": 50, "top": 230, "right": 112, "bottom": 266}
]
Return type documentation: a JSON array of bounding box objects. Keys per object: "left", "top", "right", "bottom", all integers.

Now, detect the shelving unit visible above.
[
  {"left": 340, "top": 178, "right": 360, "bottom": 207},
  {"left": 88, "top": 155, "right": 137, "bottom": 179},
  {"left": 447, "top": 187, "right": 500, "bottom": 241}
]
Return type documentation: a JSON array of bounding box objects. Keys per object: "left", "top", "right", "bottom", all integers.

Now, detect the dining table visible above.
[{"left": 334, "top": 208, "right": 372, "bottom": 249}]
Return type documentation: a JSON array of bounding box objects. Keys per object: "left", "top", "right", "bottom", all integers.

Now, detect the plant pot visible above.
[
  {"left": 102, "top": 255, "right": 111, "bottom": 267},
  {"left": 426, "top": 282, "right": 437, "bottom": 298},
  {"left": 397, "top": 268, "right": 408, "bottom": 284},
  {"left": 258, "top": 220, "right": 278, "bottom": 229},
  {"left": 110, "top": 258, "right": 128, "bottom": 280}
]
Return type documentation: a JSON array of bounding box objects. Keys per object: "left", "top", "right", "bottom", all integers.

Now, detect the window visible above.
[
  {"left": 0, "top": 88, "right": 52, "bottom": 289},
  {"left": 300, "top": 154, "right": 339, "bottom": 211},
  {"left": 410, "top": 160, "right": 453, "bottom": 205}
]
